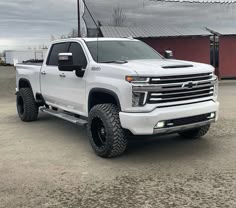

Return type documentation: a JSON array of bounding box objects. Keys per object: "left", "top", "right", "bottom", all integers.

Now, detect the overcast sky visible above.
[{"left": 0, "top": 0, "right": 236, "bottom": 52}]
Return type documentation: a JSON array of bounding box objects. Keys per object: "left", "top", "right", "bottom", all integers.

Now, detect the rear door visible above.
[{"left": 40, "top": 42, "right": 69, "bottom": 106}]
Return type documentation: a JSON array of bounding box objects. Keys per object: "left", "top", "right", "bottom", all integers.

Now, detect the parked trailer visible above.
[{"left": 4, "top": 50, "right": 47, "bottom": 65}]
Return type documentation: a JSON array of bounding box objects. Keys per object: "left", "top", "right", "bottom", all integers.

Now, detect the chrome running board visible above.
[{"left": 40, "top": 107, "right": 87, "bottom": 126}]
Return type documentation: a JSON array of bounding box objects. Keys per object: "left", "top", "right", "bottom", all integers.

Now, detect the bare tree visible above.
[
  {"left": 112, "top": 6, "right": 126, "bottom": 27},
  {"left": 68, "top": 28, "right": 78, "bottom": 38},
  {"left": 50, "top": 35, "right": 56, "bottom": 41},
  {"left": 60, "top": 35, "right": 67, "bottom": 39},
  {"left": 42, "top": 44, "right": 48, "bottom": 50}
]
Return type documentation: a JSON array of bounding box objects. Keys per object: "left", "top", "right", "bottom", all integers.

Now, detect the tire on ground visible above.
[
  {"left": 88, "top": 104, "right": 127, "bottom": 158},
  {"left": 178, "top": 124, "right": 211, "bottom": 139},
  {"left": 16, "top": 88, "right": 39, "bottom": 122}
]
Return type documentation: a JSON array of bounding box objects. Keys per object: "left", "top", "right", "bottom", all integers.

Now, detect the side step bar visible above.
[{"left": 40, "top": 107, "right": 88, "bottom": 126}]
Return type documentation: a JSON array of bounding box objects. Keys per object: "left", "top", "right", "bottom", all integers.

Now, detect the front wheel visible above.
[
  {"left": 88, "top": 104, "right": 127, "bottom": 158},
  {"left": 178, "top": 124, "right": 211, "bottom": 139}
]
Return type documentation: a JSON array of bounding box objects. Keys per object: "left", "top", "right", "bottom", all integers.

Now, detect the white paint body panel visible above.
[
  {"left": 16, "top": 38, "right": 219, "bottom": 135},
  {"left": 16, "top": 64, "right": 41, "bottom": 96},
  {"left": 120, "top": 101, "right": 219, "bottom": 135}
]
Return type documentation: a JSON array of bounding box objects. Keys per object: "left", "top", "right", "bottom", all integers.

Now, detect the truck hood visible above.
[{"left": 123, "top": 59, "right": 215, "bottom": 76}]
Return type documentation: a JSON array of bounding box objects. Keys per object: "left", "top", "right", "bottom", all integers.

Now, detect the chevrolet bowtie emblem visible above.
[{"left": 182, "top": 81, "right": 198, "bottom": 89}]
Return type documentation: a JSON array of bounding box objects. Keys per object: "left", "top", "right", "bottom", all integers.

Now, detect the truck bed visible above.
[{"left": 16, "top": 63, "right": 42, "bottom": 96}]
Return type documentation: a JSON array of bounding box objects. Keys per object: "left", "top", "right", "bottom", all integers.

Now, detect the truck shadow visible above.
[
  {"left": 124, "top": 134, "right": 212, "bottom": 161},
  {"left": 37, "top": 113, "right": 214, "bottom": 162}
]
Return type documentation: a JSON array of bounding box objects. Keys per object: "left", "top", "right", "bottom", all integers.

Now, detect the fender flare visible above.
[
  {"left": 88, "top": 88, "right": 121, "bottom": 111},
  {"left": 18, "top": 78, "right": 33, "bottom": 90},
  {"left": 16, "top": 78, "right": 33, "bottom": 95}
]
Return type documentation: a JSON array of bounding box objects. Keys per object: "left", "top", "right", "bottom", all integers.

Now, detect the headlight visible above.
[
  {"left": 126, "top": 76, "right": 149, "bottom": 84},
  {"left": 132, "top": 92, "right": 147, "bottom": 107},
  {"left": 211, "top": 74, "right": 218, "bottom": 99},
  {"left": 127, "top": 76, "right": 149, "bottom": 106}
]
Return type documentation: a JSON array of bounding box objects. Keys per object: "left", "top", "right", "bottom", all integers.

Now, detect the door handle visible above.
[
  {"left": 41, "top": 71, "right": 46, "bottom": 75},
  {"left": 59, "top": 73, "right": 66, "bottom": 78}
]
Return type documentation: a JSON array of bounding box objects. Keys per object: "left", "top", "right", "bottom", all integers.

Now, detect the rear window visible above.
[{"left": 47, "top": 43, "right": 69, "bottom": 66}]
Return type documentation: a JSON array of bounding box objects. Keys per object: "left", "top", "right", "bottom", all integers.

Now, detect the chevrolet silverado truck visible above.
[{"left": 15, "top": 38, "right": 219, "bottom": 158}]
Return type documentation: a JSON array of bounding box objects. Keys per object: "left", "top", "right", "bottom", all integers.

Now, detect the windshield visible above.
[{"left": 86, "top": 40, "right": 163, "bottom": 63}]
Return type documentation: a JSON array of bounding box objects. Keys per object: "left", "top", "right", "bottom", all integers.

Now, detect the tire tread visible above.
[
  {"left": 88, "top": 104, "right": 127, "bottom": 158},
  {"left": 17, "top": 88, "right": 38, "bottom": 122}
]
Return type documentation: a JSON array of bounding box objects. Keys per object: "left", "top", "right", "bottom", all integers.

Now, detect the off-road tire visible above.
[
  {"left": 17, "top": 88, "right": 39, "bottom": 122},
  {"left": 179, "top": 124, "right": 211, "bottom": 139},
  {"left": 88, "top": 104, "right": 127, "bottom": 158}
]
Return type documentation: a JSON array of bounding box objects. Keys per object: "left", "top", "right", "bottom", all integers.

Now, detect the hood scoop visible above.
[{"left": 162, "top": 64, "right": 193, "bottom": 69}]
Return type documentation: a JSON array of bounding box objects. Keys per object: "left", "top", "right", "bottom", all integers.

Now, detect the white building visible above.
[{"left": 4, "top": 50, "right": 47, "bottom": 65}]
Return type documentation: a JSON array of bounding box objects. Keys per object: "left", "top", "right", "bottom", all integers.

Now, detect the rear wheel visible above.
[
  {"left": 88, "top": 104, "right": 127, "bottom": 158},
  {"left": 17, "top": 88, "right": 39, "bottom": 122},
  {"left": 178, "top": 124, "right": 211, "bottom": 139}
]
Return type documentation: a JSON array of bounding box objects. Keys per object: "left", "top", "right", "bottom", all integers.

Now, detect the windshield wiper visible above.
[{"left": 100, "top": 60, "right": 128, "bottom": 64}]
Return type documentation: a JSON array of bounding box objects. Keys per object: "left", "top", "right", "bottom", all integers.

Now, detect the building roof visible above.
[
  {"left": 150, "top": 0, "right": 236, "bottom": 4},
  {"left": 206, "top": 27, "right": 236, "bottom": 35},
  {"left": 100, "top": 26, "right": 212, "bottom": 38},
  {"left": 4, "top": 49, "right": 47, "bottom": 52}
]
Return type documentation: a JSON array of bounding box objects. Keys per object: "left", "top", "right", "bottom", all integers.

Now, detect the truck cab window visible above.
[
  {"left": 47, "top": 43, "right": 69, "bottom": 66},
  {"left": 69, "top": 43, "right": 87, "bottom": 69}
]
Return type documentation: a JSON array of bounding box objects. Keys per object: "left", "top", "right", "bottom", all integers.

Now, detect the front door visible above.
[
  {"left": 57, "top": 42, "right": 88, "bottom": 115},
  {"left": 41, "top": 41, "right": 88, "bottom": 116}
]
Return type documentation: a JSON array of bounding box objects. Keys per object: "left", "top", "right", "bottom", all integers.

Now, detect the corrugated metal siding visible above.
[
  {"left": 150, "top": 0, "right": 236, "bottom": 3},
  {"left": 100, "top": 26, "right": 211, "bottom": 38},
  {"left": 207, "top": 27, "right": 236, "bottom": 35},
  {"left": 218, "top": 36, "right": 236, "bottom": 78},
  {"left": 142, "top": 37, "right": 211, "bottom": 64}
]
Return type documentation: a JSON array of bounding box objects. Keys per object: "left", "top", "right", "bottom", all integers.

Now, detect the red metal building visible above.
[
  {"left": 141, "top": 36, "right": 210, "bottom": 64},
  {"left": 207, "top": 27, "right": 236, "bottom": 79},
  {"left": 100, "top": 26, "right": 212, "bottom": 67}
]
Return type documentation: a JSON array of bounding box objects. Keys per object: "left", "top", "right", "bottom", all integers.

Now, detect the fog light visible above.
[
  {"left": 155, "top": 121, "right": 165, "bottom": 129},
  {"left": 208, "top": 113, "right": 215, "bottom": 119}
]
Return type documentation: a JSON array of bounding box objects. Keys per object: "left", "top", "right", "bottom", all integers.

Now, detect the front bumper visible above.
[{"left": 119, "top": 101, "right": 219, "bottom": 135}]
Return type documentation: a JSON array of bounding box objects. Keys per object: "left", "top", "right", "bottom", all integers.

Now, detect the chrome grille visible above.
[
  {"left": 147, "top": 73, "right": 216, "bottom": 105},
  {"left": 149, "top": 73, "right": 213, "bottom": 85}
]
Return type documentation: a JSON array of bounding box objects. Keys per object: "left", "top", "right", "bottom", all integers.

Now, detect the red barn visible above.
[
  {"left": 207, "top": 27, "right": 236, "bottom": 79},
  {"left": 100, "top": 26, "right": 211, "bottom": 65}
]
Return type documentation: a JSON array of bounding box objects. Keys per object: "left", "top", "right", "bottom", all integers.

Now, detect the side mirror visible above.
[
  {"left": 164, "top": 50, "right": 173, "bottom": 59},
  {"left": 58, "top": 53, "right": 82, "bottom": 71}
]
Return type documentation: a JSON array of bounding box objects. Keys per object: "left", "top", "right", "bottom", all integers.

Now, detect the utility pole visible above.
[{"left": 77, "top": 0, "right": 81, "bottom": 37}]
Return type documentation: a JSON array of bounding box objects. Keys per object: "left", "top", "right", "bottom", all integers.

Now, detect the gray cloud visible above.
[
  {"left": 86, "top": 0, "right": 236, "bottom": 27},
  {"left": 0, "top": 0, "right": 236, "bottom": 51},
  {"left": 0, "top": 0, "right": 78, "bottom": 51}
]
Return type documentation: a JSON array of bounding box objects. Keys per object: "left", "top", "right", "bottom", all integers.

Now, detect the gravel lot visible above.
[{"left": 0, "top": 66, "right": 235, "bottom": 208}]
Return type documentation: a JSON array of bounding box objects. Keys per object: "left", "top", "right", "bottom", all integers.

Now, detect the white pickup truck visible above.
[{"left": 16, "top": 38, "right": 219, "bottom": 158}]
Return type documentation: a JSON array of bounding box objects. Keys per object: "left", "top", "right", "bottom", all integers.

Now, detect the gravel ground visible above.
[{"left": 0, "top": 66, "right": 235, "bottom": 208}]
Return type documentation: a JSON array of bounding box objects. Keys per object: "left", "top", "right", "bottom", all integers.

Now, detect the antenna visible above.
[{"left": 77, "top": 0, "right": 81, "bottom": 37}]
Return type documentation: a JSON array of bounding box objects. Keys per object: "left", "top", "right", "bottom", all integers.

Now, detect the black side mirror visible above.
[
  {"left": 164, "top": 50, "right": 174, "bottom": 59},
  {"left": 58, "top": 53, "right": 83, "bottom": 71},
  {"left": 58, "top": 53, "right": 73, "bottom": 71}
]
